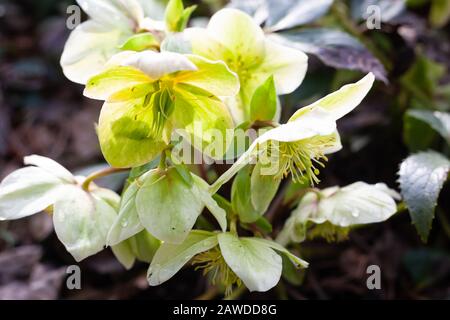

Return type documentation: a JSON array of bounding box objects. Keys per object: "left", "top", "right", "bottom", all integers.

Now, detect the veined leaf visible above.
[
  {"left": 398, "top": 151, "right": 450, "bottom": 242},
  {"left": 269, "top": 29, "right": 387, "bottom": 83}
]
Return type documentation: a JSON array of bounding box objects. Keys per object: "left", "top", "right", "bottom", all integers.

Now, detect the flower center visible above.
[
  {"left": 265, "top": 135, "right": 337, "bottom": 185},
  {"left": 142, "top": 83, "right": 175, "bottom": 139},
  {"left": 192, "top": 247, "right": 242, "bottom": 296}
]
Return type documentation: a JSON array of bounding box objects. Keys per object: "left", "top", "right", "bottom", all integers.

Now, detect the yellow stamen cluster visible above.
[
  {"left": 265, "top": 135, "right": 337, "bottom": 185},
  {"left": 192, "top": 247, "right": 242, "bottom": 297}
]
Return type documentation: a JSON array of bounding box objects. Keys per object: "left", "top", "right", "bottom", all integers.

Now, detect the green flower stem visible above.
[{"left": 81, "top": 167, "right": 129, "bottom": 191}]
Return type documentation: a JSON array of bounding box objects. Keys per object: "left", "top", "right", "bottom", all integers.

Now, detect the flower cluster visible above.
[{"left": 0, "top": 0, "right": 400, "bottom": 295}]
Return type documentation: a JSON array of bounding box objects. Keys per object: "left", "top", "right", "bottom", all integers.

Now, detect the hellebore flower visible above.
[
  {"left": 211, "top": 73, "right": 375, "bottom": 194},
  {"left": 61, "top": 0, "right": 165, "bottom": 84},
  {"left": 84, "top": 50, "right": 240, "bottom": 168},
  {"left": 184, "top": 8, "right": 308, "bottom": 123},
  {"left": 107, "top": 167, "right": 227, "bottom": 245},
  {"left": 0, "top": 155, "right": 119, "bottom": 261},
  {"left": 276, "top": 182, "right": 401, "bottom": 245},
  {"left": 147, "top": 230, "right": 308, "bottom": 293}
]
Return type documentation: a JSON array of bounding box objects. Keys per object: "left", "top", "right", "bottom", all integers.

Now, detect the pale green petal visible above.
[
  {"left": 248, "top": 40, "right": 308, "bottom": 96},
  {"left": 290, "top": 73, "right": 375, "bottom": 122},
  {"left": 291, "top": 191, "right": 324, "bottom": 223},
  {"left": 147, "top": 230, "right": 218, "bottom": 285},
  {"left": 121, "top": 51, "right": 197, "bottom": 79},
  {"left": 211, "top": 109, "right": 337, "bottom": 193},
  {"left": 53, "top": 186, "right": 116, "bottom": 262},
  {"left": 184, "top": 27, "right": 234, "bottom": 61},
  {"left": 258, "top": 108, "right": 337, "bottom": 144},
  {"left": 251, "top": 162, "right": 281, "bottom": 213},
  {"left": 24, "top": 155, "right": 75, "bottom": 183},
  {"left": 128, "top": 230, "right": 161, "bottom": 263},
  {"left": 192, "top": 175, "right": 227, "bottom": 231},
  {"left": 206, "top": 9, "right": 265, "bottom": 68},
  {"left": 60, "top": 21, "right": 129, "bottom": 84},
  {"left": 97, "top": 98, "right": 168, "bottom": 168},
  {"left": 111, "top": 241, "right": 136, "bottom": 270},
  {"left": 176, "top": 55, "right": 239, "bottom": 97},
  {"left": 318, "top": 182, "right": 397, "bottom": 227},
  {"left": 107, "top": 177, "right": 148, "bottom": 246},
  {"left": 0, "top": 167, "right": 66, "bottom": 220},
  {"left": 91, "top": 187, "right": 121, "bottom": 209},
  {"left": 84, "top": 66, "right": 154, "bottom": 100},
  {"left": 248, "top": 237, "right": 309, "bottom": 268},
  {"left": 171, "top": 84, "right": 234, "bottom": 160},
  {"left": 218, "top": 233, "right": 282, "bottom": 292},
  {"left": 136, "top": 168, "right": 204, "bottom": 243}
]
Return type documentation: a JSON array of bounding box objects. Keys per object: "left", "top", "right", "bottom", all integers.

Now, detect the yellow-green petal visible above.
[
  {"left": 175, "top": 55, "right": 240, "bottom": 97},
  {"left": 84, "top": 66, "right": 154, "bottom": 100},
  {"left": 97, "top": 97, "right": 168, "bottom": 168},
  {"left": 290, "top": 73, "right": 375, "bottom": 122}
]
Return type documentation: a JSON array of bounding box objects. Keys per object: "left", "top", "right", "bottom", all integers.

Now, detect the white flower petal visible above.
[
  {"left": 258, "top": 108, "right": 337, "bottom": 144},
  {"left": 53, "top": 186, "right": 116, "bottom": 261},
  {"left": 76, "top": 0, "right": 140, "bottom": 30},
  {"left": 252, "top": 40, "right": 308, "bottom": 95},
  {"left": 60, "top": 21, "right": 128, "bottom": 84},
  {"left": 290, "top": 73, "right": 375, "bottom": 122},
  {"left": 24, "top": 155, "right": 74, "bottom": 183},
  {"left": 319, "top": 182, "right": 397, "bottom": 227},
  {"left": 218, "top": 233, "right": 282, "bottom": 292},
  {"left": 0, "top": 167, "right": 66, "bottom": 220},
  {"left": 121, "top": 51, "right": 197, "bottom": 79},
  {"left": 107, "top": 179, "right": 144, "bottom": 246},
  {"left": 206, "top": 9, "right": 266, "bottom": 67},
  {"left": 147, "top": 231, "right": 218, "bottom": 286}
]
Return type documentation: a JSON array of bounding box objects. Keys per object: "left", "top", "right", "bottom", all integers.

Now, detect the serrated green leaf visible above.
[
  {"left": 250, "top": 75, "right": 278, "bottom": 122},
  {"left": 398, "top": 151, "right": 450, "bottom": 242}
]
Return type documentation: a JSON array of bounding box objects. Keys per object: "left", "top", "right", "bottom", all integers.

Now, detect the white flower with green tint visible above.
[
  {"left": 185, "top": 8, "right": 308, "bottom": 123},
  {"left": 0, "top": 155, "right": 119, "bottom": 261},
  {"left": 277, "top": 182, "right": 401, "bottom": 245},
  {"left": 211, "top": 73, "right": 375, "bottom": 193},
  {"left": 84, "top": 50, "right": 239, "bottom": 168},
  {"left": 107, "top": 167, "right": 227, "bottom": 245},
  {"left": 147, "top": 230, "right": 308, "bottom": 293},
  {"left": 61, "top": 0, "right": 165, "bottom": 84}
]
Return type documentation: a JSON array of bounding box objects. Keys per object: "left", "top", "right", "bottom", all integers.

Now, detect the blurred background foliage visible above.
[{"left": 0, "top": 0, "right": 448, "bottom": 299}]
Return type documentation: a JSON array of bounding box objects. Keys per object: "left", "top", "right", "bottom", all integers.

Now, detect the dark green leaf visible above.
[
  {"left": 264, "top": 0, "right": 333, "bottom": 31},
  {"left": 398, "top": 151, "right": 450, "bottom": 242},
  {"left": 406, "top": 110, "right": 450, "bottom": 146}
]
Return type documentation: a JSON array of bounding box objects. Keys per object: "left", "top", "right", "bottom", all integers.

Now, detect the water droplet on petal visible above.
[{"left": 121, "top": 219, "right": 129, "bottom": 228}]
